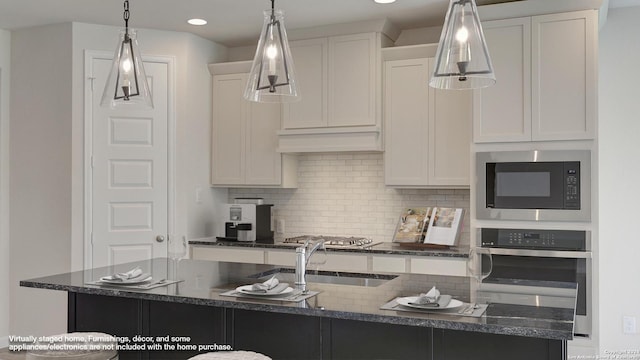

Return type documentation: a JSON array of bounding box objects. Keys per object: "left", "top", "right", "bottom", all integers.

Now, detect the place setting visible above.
[
  {"left": 86, "top": 266, "right": 183, "bottom": 290},
  {"left": 220, "top": 275, "right": 319, "bottom": 302},
  {"left": 381, "top": 286, "right": 488, "bottom": 318}
]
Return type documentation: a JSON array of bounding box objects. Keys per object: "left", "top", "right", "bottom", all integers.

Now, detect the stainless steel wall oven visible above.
[{"left": 478, "top": 228, "right": 592, "bottom": 337}]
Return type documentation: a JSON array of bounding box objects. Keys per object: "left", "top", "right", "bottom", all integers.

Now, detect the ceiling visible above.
[
  {"left": 0, "top": 0, "right": 636, "bottom": 47},
  {"left": 0, "top": 0, "right": 516, "bottom": 47}
]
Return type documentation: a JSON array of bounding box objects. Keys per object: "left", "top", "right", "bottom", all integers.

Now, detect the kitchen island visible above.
[{"left": 20, "top": 258, "right": 577, "bottom": 360}]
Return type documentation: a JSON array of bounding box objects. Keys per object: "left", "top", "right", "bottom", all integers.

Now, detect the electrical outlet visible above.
[
  {"left": 623, "top": 316, "right": 637, "bottom": 334},
  {"left": 276, "top": 219, "right": 285, "bottom": 234}
]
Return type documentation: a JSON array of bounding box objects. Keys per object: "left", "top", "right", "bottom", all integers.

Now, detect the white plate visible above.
[
  {"left": 396, "top": 296, "right": 463, "bottom": 310},
  {"left": 99, "top": 274, "right": 152, "bottom": 285},
  {"left": 236, "top": 285, "right": 294, "bottom": 296}
]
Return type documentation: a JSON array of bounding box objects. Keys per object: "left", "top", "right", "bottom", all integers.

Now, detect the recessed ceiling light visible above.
[
  {"left": 374, "top": 0, "right": 396, "bottom": 3},
  {"left": 187, "top": 18, "right": 207, "bottom": 26}
]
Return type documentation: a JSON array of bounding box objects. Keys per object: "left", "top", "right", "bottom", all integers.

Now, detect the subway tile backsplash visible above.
[{"left": 229, "top": 152, "right": 470, "bottom": 247}]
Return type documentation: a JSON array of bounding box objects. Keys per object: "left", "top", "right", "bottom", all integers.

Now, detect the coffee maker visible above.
[{"left": 219, "top": 198, "right": 274, "bottom": 243}]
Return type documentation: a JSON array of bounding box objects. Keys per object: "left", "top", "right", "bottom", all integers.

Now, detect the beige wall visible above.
[
  {"left": 9, "top": 23, "right": 73, "bottom": 337},
  {"left": 0, "top": 28, "right": 11, "bottom": 347},
  {"left": 598, "top": 6, "right": 640, "bottom": 354},
  {"left": 9, "top": 22, "right": 228, "bottom": 337}
]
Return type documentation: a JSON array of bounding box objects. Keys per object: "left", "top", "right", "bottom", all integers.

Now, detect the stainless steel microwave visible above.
[{"left": 476, "top": 150, "right": 591, "bottom": 221}]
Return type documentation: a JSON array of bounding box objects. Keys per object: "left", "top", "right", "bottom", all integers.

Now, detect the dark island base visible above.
[{"left": 69, "top": 293, "right": 566, "bottom": 360}]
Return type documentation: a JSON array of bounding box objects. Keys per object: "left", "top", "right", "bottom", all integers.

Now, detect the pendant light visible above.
[
  {"left": 429, "top": 0, "right": 495, "bottom": 90},
  {"left": 101, "top": 0, "right": 153, "bottom": 108},
  {"left": 244, "top": 0, "right": 299, "bottom": 103}
]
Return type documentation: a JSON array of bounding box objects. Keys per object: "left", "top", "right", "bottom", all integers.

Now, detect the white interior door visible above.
[{"left": 87, "top": 54, "right": 171, "bottom": 269}]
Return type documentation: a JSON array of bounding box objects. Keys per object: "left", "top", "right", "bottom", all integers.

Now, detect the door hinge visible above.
[
  {"left": 88, "top": 77, "right": 96, "bottom": 92},
  {"left": 90, "top": 155, "right": 95, "bottom": 168}
]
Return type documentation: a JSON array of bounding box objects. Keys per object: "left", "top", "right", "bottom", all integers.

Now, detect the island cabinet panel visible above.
[
  {"left": 328, "top": 319, "right": 431, "bottom": 360},
  {"left": 432, "top": 329, "right": 565, "bottom": 360},
  {"left": 70, "top": 293, "right": 143, "bottom": 360},
  {"left": 146, "top": 301, "right": 225, "bottom": 360},
  {"left": 230, "top": 309, "right": 322, "bottom": 359}
]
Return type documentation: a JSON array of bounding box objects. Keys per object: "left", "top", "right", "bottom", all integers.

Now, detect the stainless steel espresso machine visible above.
[{"left": 218, "top": 198, "right": 274, "bottom": 243}]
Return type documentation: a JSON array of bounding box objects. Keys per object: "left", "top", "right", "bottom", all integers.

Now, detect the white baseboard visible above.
[{"left": 0, "top": 335, "right": 8, "bottom": 348}]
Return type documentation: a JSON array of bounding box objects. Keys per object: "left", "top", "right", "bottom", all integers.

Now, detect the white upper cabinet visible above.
[
  {"left": 384, "top": 56, "right": 471, "bottom": 187},
  {"left": 531, "top": 11, "right": 597, "bottom": 141},
  {"left": 282, "top": 38, "right": 327, "bottom": 129},
  {"left": 210, "top": 63, "right": 297, "bottom": 188},
  {"left": 473, "top": 17, "right": 531, "bottom": 143},
  {"left": 328, "top": 33, "right": 377, "bottom": 127},
  {"left": 473, "top": 10, "right": 597, "bottom": 143},
  {"left": 279, "top": 32, "right": 384, "bottom": 152}
]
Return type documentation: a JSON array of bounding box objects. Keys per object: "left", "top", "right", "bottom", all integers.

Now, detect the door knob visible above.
[{"left": 156, "top": 235, "right": 165, "bottom": 243}]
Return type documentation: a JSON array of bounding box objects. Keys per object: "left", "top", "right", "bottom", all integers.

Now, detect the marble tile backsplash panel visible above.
[{"left": 229, "top": 152, "right": 470, "bottom": 248}]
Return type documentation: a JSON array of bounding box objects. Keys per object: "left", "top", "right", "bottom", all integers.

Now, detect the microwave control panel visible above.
[
  {"left": 481, "top": 228, "right": 586, "bottom": 251},
  {"left": 564, "top": 162, "right": 581, "bottom": 209}
]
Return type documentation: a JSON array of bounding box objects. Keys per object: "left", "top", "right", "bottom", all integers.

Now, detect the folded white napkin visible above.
[
  {"left": 409, "top": 286, "right": 452, "bottom": 307},
  {"left": 101, "top": 266, "right": 146, "bottom": 282},
  {"left": 251, "top": 276, "right": 279, "bottom": 292}
]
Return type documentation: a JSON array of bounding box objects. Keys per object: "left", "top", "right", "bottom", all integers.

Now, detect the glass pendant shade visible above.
[
  {"left": 101, "top": 29, "right": 153, "bottom": 109},
  {"left": 244, "top": 9, "right": 299, "bottom": 103},
  {"left": 430, "top": 0, "right": 495, "bottom": 90}
]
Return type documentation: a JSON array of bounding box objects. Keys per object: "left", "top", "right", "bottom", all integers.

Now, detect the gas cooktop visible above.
[{"left": 283, "top": 235, "right": 380, "bottom": 248}]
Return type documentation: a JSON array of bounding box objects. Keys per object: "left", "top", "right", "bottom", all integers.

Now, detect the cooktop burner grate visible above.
[{"left": 284, "top": 235, "right": 375, "bottom": 247}]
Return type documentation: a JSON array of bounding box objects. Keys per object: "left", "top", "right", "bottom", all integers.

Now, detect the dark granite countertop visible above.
[
  {"left": 20, "top": 258, "right": 576, "bottom": 341},
  {"left": 189, "top": 238, "right": 469, "bottom": 258}
]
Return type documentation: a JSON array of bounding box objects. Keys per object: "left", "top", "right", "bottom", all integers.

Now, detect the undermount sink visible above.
[{"left": 249, "top": 268, "right": 397, "bottom": 288}]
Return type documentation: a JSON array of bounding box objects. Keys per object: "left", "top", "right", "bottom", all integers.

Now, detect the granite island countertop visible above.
[
  {"left": 20, "top": 258, "right": 577, "bottom": 341},
  {"left": 189, "top": 238, "right": 469, "bottom": 258}
]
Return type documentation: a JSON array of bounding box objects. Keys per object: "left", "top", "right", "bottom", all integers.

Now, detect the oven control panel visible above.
[{"left": 480, "top": 228, "right": 587, "bottom": 251}]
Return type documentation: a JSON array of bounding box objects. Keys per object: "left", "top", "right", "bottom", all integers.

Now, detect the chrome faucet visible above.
[{"left": 295, "top": 239, "right": 327, "bottom": 290}]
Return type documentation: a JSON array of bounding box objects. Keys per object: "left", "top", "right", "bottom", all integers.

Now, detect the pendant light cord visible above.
[
  {"left": 123, "top": 0, "right": 130, "bottom": 37},
  {"left": 270, "top": 0, "right": 275, "bottom": 21}
]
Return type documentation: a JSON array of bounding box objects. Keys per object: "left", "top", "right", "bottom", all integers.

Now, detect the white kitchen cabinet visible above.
[
  {"left": 282, "top": 38, "right": 327, "bottom": 129},
  {"left": 191, "top": 246, "right": 265, "bottom": 264},
  {"left": 473, "top": 17, "right": 531, "bottom": 143},
  {"left": 410, "top": 257, "right": 467, "bottom": 277},
  {"left": 278, "top": 32, "right": 384, "bottom": 152},
  {"left": 209, "top": 62, "right": 297, "bottom": 187},
  {"left": 372, "top": 255, "right": 406, "bottom": 273},
  {"left": 384, "top": 57, "right": 471, "bottom": 187},
  {"left": 192, "top": 245, "right": 467, "bottom": 276},
  {"left": 265, "top": 249, "right": 296, "bottom": 266},
  {"left": 473, "top": 10, "right": 596, "bottom": 143},
  {"left": 531, "top": 11, "right": 597, "bottom": 141}
]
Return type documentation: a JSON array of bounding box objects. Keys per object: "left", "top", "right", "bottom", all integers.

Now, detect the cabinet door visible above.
[
  {"left": 246, "top": 101, "right": 282, "bottom": 185},
  {"left": 211, "top": 74, "right": 246, "bottom": 185},
  {"left": 384, "top": 58, "right": 430, "bottom": 186},
  {"left": 532, "top": 10, "right": 596, "bottom": 140},
  {"left": 473, "top": 17, "right": 531, "bottom": 143},
  {"left": 429, "top": 60, "right": 472, "bottom": 186},
  {"left": 329, "top": 33, "right": 377, "bottom": 127},
  {"left": 282, "top": 38, "right": 328, "bottom": 129}
]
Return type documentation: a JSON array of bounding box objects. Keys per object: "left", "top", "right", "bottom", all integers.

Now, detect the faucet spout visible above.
[{"left": 295, "top": 238, "right": 327, "bottom": 291}]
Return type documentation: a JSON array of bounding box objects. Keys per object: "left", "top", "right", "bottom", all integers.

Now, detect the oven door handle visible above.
[{"left": 486, "top": 248, "right": 592, "bottom": 259}]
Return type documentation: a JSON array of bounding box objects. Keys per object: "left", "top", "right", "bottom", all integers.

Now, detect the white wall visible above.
[
  {"left": 598, "top": 6, "right": 640, "bottom": 354},
  {"left": 9, "top": 21, "right": 227, "bottom": 338},
  {"left": 10, "top": 23, "right": 73, "bottom": 337},
  {"left": 0, "top": 28, "right": 11, "bottom": 348}
]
